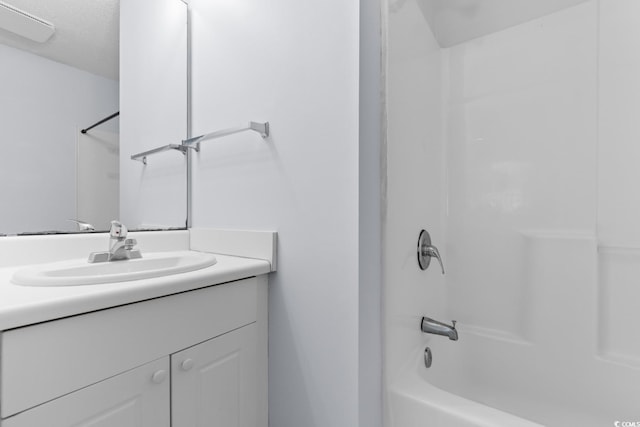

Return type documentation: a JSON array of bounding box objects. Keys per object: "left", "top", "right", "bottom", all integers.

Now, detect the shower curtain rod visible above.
[{"left": 81, "top": 112, "right": 120, "bottom": 134}]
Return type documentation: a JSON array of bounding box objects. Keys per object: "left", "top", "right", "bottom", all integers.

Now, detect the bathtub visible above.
[
  {"left": 387, "top": 347, "right": 542, "bottom": 427},
  {"left": 387, "top": 327, "right": 635, "bottom": 427},
  {"left": 388, "top": 372, "right": 542, "bottom": 427}
]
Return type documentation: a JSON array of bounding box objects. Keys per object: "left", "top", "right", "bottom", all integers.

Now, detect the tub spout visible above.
[{"left": 421, "top": 317, "right": 458, "bottom": 341}]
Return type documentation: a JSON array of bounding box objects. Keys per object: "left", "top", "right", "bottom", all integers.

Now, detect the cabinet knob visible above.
[
  {"left": 152, "top": 370, "right": 167, "bottom": 384},
  {"left": 181, "top": 358, "right": 194, "bottom": 371}
]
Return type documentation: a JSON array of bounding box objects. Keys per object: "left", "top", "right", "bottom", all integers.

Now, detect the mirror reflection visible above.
[{"left": 0, "top": 0, "right": 120, "bottom": 235}]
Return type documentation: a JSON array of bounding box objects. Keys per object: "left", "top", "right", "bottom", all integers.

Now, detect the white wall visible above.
[
  {"left": 0, "top": 44, "right": 118, "bottom": 234},
  {"left": 189, "top": 1, "right": 361, "bottom": 426}
]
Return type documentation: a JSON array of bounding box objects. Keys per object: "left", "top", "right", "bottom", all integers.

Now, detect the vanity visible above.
[
  {"left": 0, "top": 0, "right": 275, "bottom": 423},
  {"left": 0, "top": 229, "right": 275, "bottom": 427}
]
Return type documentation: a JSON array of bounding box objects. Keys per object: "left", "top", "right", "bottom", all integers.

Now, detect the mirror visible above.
[
  {"left": 0, "top": 0, "right": 187, "bottom": 236},
  {"left": 0, "top": 0, "right": 119, "bottom": 235}
]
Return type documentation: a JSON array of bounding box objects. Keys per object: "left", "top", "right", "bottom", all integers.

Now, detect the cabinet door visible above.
[
  {"left": 171, "top": 324, "right": 258, "bottom": 427},
  {"left": 2, "top": 358, "right": 170, "bottom": 427}
]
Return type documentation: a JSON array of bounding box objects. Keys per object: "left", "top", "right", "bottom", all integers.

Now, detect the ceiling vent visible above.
[{"left": 0, "top": 1, "right": 54, "bottom": 43}]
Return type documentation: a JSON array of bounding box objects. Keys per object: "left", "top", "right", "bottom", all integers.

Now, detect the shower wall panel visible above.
[
  {"left": 445, "top": 2, "right": 598, "bottom": 338},
  {"left": 385, "top": 0, "right": 640, "bottom": 423},
  {"left": 384, "top": 0, "right": 447, "bottom": 382},
  {"left": 597, "top": 0, "right": 640, "bottom": 369}
]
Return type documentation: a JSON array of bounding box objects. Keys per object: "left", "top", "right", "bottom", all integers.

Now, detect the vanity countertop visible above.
[{"left": 0, "top": 253, "right": 270, "bottom": 331}]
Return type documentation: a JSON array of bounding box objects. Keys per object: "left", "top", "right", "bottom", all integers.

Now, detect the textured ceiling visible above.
[
  {"left": 0, "top": 0, "right": 119, "bottom": 80},
  {"left": 412, "top": 0, "right": 589, "bottom": 47}
]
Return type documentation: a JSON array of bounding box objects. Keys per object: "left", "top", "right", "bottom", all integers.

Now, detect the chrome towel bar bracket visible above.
[
  {"left": 130, "top": 144, "right": 193, "bottom": 165},
  {"left": 182, "top": 121, "right": 270, "bottom": 152},
  {"left": 130, "top": 121, "right": 270, "bottom": 164}
]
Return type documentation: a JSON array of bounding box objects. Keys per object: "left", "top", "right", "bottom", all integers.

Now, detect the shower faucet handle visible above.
[
  {"left": 417, "top": 230, "right": 445, "bottom": 274},
  {"left": 423, "top": 244, "right": 445, "bottom": 274}
]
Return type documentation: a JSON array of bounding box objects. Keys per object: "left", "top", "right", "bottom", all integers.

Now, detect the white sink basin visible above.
[{"left": 11, "top": 251, "right": 217, "bottom": 287}]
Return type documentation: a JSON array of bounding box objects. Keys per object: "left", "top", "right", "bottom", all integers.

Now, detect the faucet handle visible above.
[
  {"left": 110, "top": 220, "right": 128, "bottom": 239},
  {"left": 124, "top": 238, "right": 137, "bottom": 250},
  {"left": 424, "top": 245, "right": 445, "bottom": 274},
  {"left": 452, "top": 320, "right": 457, "bottom": 329},
  {"left": 417, "top": 230, "right": 445, "bottom": 274}
]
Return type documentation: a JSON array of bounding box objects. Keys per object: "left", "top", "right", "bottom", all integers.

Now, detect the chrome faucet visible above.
[
  {"left": 421, "top": 316, "right": 458, "bottom": 341},
  {"left": 88, "top": 221, "right": 142, "bottom": 263},
  {"left": 108, "top": 221, "right": 136, "bottom": 260}
]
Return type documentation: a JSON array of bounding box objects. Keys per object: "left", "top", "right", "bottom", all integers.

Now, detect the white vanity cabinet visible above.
[
  {"left": 172, "top": 324, "right": 259, "bottom": 426},
  {"left": 0, "top": 276, "right": 268, "bottom": 427},
  {"left": 3, "top": 357, "right": 171, "bottom": 427}
]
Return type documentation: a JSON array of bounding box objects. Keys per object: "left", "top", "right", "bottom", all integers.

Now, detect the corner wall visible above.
[{"left": 188, "top": 1, "right": 361, "bottom": 426}]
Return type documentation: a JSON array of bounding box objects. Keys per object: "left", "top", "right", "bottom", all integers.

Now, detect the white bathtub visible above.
[
  {"left": 387, "top": 328, "right": 636, "bottom": 427},
  {"left": 389, "top": 373, "right": 542, "bottom": 427},
  {"left": 388, "top": 346, "right": 542, "bottom": 427}
]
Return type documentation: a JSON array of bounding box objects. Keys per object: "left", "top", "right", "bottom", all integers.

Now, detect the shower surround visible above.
[{"left": 384, "top": 0, "right": 640, "bottom": 425}]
